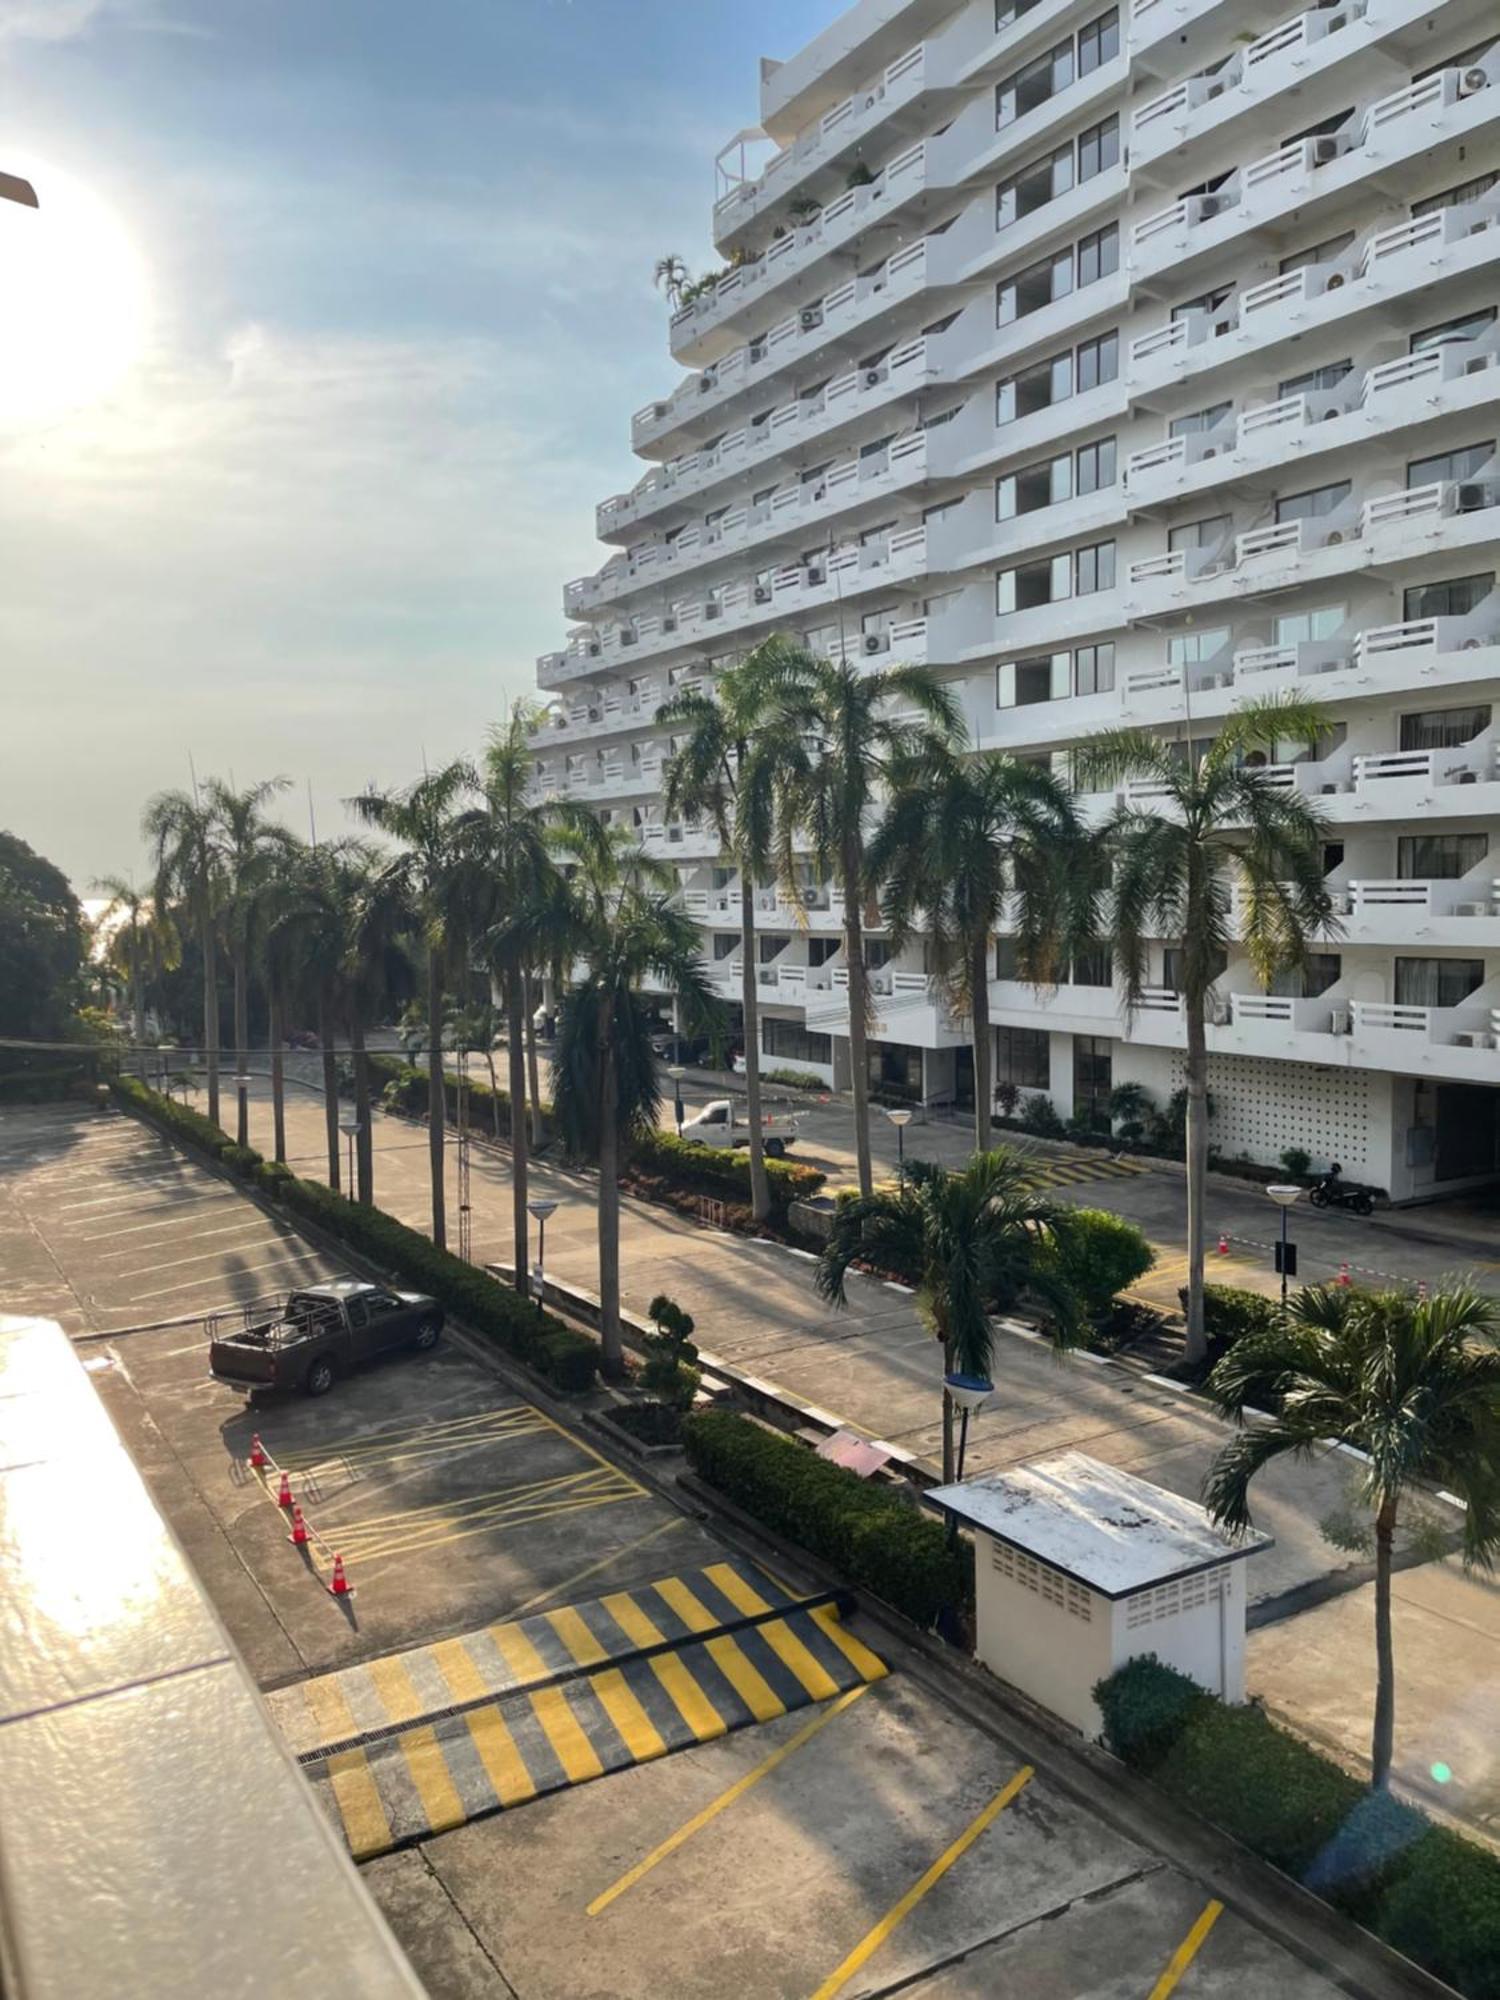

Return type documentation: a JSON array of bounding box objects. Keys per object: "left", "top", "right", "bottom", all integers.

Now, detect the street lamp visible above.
[
  {"left": 942, "top": 1371, "right": 994, "bottom": 1546},
  {"left": 885, "top": 1105, "right": 913, "bottom": 1170},
  {"left": 667, "top": 1065, "right": 686, "bottom": 1135},
  {"left": 339, "top": 1118, "right": 361, "bottom": 1195},
  {"left": 233, "top": 1072, "right": 252, "bottom": 1147},
  {"left": 527, "top": 1198, "right": 559, "bottom": 1317},
  {"left": 1266, "top": 1183, "right": 1301, "bottom": 1305}
]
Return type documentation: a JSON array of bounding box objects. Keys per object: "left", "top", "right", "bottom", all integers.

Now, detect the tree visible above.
[
  {"left": 553, "top": 836, "right": 711, "bottom": 1379},
  {"left": 652, "top": 253, "right": 689, "bottom": 309},
  {"left": 1204, "top": 1283, "right": 1500, "bottom": 1790},
  {"left": 816, "top": 1151, "right": 1083, "bottom": 1481},
  {"left": 658, "top": 638, "right": 796, "bottom": 1222},
  {"left": 204, "top": 777, "right": 293, "bottom": 1146},
  {"left": 93, "top": 874, "right": 177, "bottom": 1064},
  {"left": 269, "top": 838, "right": 368, "bottom": 1190},
  {"left": 0, "top": 831, "right": 88, "bottom": 1040},
  {"left": 144, "top": 789, "right": 225, "bottom": 1126},
  {"left": 349, "top": 763, "right": 482, "bottom": 1250},
  {"left": 341, "top": 863, "right": 414, "bottom": 1205},
  {"left": 743, "top": 648, "right": 962, "bottom": 1197},
  {"left": 871, "top": 752, "right": 1089, "bottom": 1152},
  {"left": 1077, "top": 694, "right": 1336, "bottom": 1366}
]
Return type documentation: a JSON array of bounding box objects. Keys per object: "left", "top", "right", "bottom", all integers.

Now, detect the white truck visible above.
[{"left": 679, "top": 1098, "right": 800, "bottom": 1158}]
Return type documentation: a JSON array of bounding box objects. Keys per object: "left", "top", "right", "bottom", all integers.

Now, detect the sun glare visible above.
[{"left": 0, "top": 158, "right": 149, "bottom": 426}]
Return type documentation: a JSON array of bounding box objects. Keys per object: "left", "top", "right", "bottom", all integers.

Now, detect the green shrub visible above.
[
  {"left": 1379, "top": 1826, "right": 1500, "bottom": 1999},
  {"left": 1018, "top": 1093, "right": 1064, "bottom": 1137},
  {"left": 0, "top": 1062, "right": 101, "bottom": 1103},
  {"left": 1177, "top": 1282, "right": 1281, "bottom": 1366},
  {"left": 1279, "top": 1145, "right": 1312, "bottom": 1180},
  {"left": 640, "top": 1294, "right": 701, "bottom": 1410},
  {"left": 1304, "top": 1788, "right": 1427, "bottom": 1924},
  {"left": 629, "top": 1128, "right": 824, "bottom": 1214},
  {"left": 220, "top": 1142, "right": 265, "bottom": 1175},
  {"left": 1043, "top": 1208, "right": 1153, "bottom": 1322},
  {"left": 682, "top": 1410, "right": 968, "bottom": 1628},
  {"left": 1093, "top": 1655, "right": 1207, "bottom": 1770},
  {"left": 368, "top": 1052, "right": 551, "bottom": 1140},
  {"left": 763, "top": 1068, "right": 827, "bottom": 1093}
]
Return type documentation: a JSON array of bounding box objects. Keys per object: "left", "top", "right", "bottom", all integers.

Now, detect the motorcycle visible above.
[{"left": 1307, "top": 1164, "right": 1375, "bottom": 1216}]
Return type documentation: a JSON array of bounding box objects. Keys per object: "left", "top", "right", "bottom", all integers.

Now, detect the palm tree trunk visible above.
[
  {"left": 485, "top": 1045, "right": 502, "bottom": 1140},
  {"left": 524, "top": 971, "right": 544, "bottom": 1147},
  {"left": 971, "top": 935, "right": 993, "bottom": 1153},
  {"left": 317, "top": 987, "right": 340, "bottom": 1192},
  {"left": 201, "top": 894, "right": 221, "bottom": 1130},
  {"left": 843, "top": 851, "right": 873, "bottom": 1197},
  {"left": 130, "top": 928, "right": 147, "bottom": 1075},
  {"left": 507, "top": 973, "right": 529, "bottom": 1299},
  {"left": 427, "top": 948, "right": 447, "bottom": 1249},
  {"left": 1372, "top": 1498, "right": 1397, "bottom": 1788},
  {"left": 738, "top": 873, "right": 772, "bottom": 1223},
  {"left": 598, "top": 1020, "right": 624, "bottom": 1381},
  {"left": 268, "top": 983, "right": 287, "bottom": 1165},
  {"left": 232, "top": 942, "right": 249, "bottom": 1146},
  {"left": 1183, "top": 998, "right": 1210, "bottom": 1366},
  {"left": 350, "top": 1015, "right": 374, "bottom": 1205},
  {"left": 941, "top": 1336, "right": 956, "bottom": 1485}
]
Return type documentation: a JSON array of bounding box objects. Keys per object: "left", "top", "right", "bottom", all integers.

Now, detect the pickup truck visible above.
[
  {"left": 207, "top": 1281, "right": 443, "bottom": 1397},
  {"left": 679, "top": 1098, "right": 799, "bottom": 1158}
]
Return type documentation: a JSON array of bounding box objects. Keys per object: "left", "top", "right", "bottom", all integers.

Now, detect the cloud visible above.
[{"left": 0, "top": 0, "right": 201, "bottom": 42}]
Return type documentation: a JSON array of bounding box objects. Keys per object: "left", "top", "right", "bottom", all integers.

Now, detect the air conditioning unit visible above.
[
  {"left": 812, "top": 483, "right": 828, "bottom": 502},
  {"left": 1198, "top": 194, "right": 1229, "bottom": 218},
  {"left": 806, "top": 563, "right": 827, "bottom": 585},
  {"left": 1329, "top": 1007, "right": 1351, "bottom": 1035},
  {"left": 698, "top": 375, "right": 714, "bottom": 393},
  {"left": 864, "top": 368, "right": 884, "bottom": 388},
  {"left": 754, "top": 584, "right": 772, "bottom": 604},
  {"left": 1323, "top": 271, "right": 1346, "bottom": 291},
  {"left": 587, "top": 706, "right": 601, "bottom": 722},
  {"left": 864, "top": 632, "right": 884, "bottom": 655},
  {"left": 1311, "top": 134, "right": 1344, "bottom": 165},
  {"left": 1325, "top": 529, "right": 1345, "bottom": 545},
  {"left": 588, "top": 642, "right": 602, "bottom": 657},
  {"left": 621, "top": 630, "right": 638, "bottom": 646},
  {"left": 1201, "top": 444, "right": 1221, "bottom": 459},
  {"left": 1205, "top": 78, "right": 1230, "bottom": 100},
  {"left": 1459, "top": 65, "right": 1490, "bottom": 96},
  {"left": 704, "top": 602, "right": 722, "bottom": 619},
  {"left": 662, "top": 616, "right": 677, "bottom": 632},
  {"left": 800, "top": 308, "right": 823, "bottom": 332},
  {"left": 1455, "top": 1029, "right": 1494, "bottom": 1049},
  {"left": 1455, "top": 481, "right": 1493, "bottom": 513}
]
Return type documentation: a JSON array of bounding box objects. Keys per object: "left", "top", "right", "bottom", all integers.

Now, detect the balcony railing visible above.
[{"left": 1134, "top": 0, "right": 1369, "bottom": 148}]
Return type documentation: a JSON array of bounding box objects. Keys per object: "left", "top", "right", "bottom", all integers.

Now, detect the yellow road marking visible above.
[
  {"left": 274, "top": 1407, "right": 545, "bottom": 1472},
  {"left": 398, "top": 1725, "right": 467, "bottom": 1835},
  {"left": 755, "top": 1619, "right": 841, "bottom": 1701},
  {"left": 807, "top": 1604, "right": 889, "bottom": 1684},
  {"left": 530, "top": 1402, "right": 647, "bottom": 1496},
  {"left": 347, "top": 1487, "right": 642, "bottom": 1565},
  {"left": 430, "top": 1635, "right": 490, "bottom": 1704},
  {"left": 600, "top": 1589, "right": 670, "bottom": 1651},
  {"left": 587, "top": 1685, "right": 869, "bottom": 1917},
  {"left": 649, "top": 1650, "right": 726, "bottom": 1740},
  {"left": 547, "top": 1605, "right": 610, "bottom": 1667},
  {"left": 327, "top": 1465, "right": 610, "bottom": 1535},
  {"left": 490, "top": 1619, "right": 552, "bottom": 1690},
  {"left": 507, "top": 1516, "right": 685, "bottom": 1619},
  {"left": 366, "top": 1653, "right": 427, "bottom": 1729},
  {"left": 703, "top": 1562, "right": 773, "bottom": 1617},
  {"left": 651, "top": 1575, "right": 721, "bottom": 1632},
  {"left": 530, "top": 1685, "right": 606, "bottom": 1783},
  {"left": 589, "top": 1666, "right": 669, "bottom": 1763},
  {"left": 324, "top": 1748, "right": 392, "bottom": 1859},
  {"left": 464, "top": 1703, "right": 538, "bottom": 1807},
  {"left": 1149, "top": 1899, "right": 1224, "bottom": 1998},
  {"left": 333, "top": 1472, "right": 642, "bottom": 1564},
  {"left": 301, "top": 1671, "right": 359, "bottom": 1747},
  {"left": 705, "top": 1636, "right": 786, "bottom": 1723},
  {"left": 809, "top": 1765, "right": 1035, "bottom": 2000}
]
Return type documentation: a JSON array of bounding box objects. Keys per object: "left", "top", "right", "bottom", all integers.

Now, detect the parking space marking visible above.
[
  {"left": 508, "top": 1516, "right": 686, "bottom": 1620},
  {"left": 399, "top": 1724, "right": 467, "bottom": 1834},
  {"left": 1149, "top": 1899, "right": 1224, "bottom": 1998},
  {"left": 324, "top": 1748, "right": 393, "bottom": 1857},
  {"left": 464, "top": 1704, "right": 537, "bottom": 1807},
  {"left": 530, "top": 1685, "right": 606, "bottom": 1783},
  {"left": 131, "top": 1247, "right": 341, "bottom": 1302},
  {"left": 326, "top": 1464, "right": 644, "bottom": 1566},
  {"left": 273, "top": 1405, "right": 551, "bottom": 1481},
  {"left": 586, "top": 1683, "right": 870, "bottom": 1917},
  {"left": 809, "top": 1764, "right": 1035, "bottom": 2000}
]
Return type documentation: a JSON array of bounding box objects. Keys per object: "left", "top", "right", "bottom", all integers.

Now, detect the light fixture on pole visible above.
[
  {"left": 339, "top": 1118, "right": 361, "bottom": 1195},
  {"left": 942, "top": 1371, "right": 994, "bottom": 1546},
  {"left": 667, "top": 1065, "right": 686, "bottom": 1135},
  {"left": 1266, "top": 1183, "right": 1301, "bottom": 1305},
  {"left": 527, "top": 1198, "right": 559, "bottom": 1317},
  {"left": 884, "top": 1105, "right": 913, "bottom": 1169},
  {"left": 233, "top": 1071, "right": 252, "bottom": 1147}
]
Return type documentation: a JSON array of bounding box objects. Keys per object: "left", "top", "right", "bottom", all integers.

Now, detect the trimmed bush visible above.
[
  {"left": 369, "top": 1052, "right": 551, "bottom": 1140},
  {"left": 763, "top": 1069, "right": 827, "bottom": 1093},
  {"left": 0, "top": 1061, "right": 101, "bottom": 1103},
  {"left": 1379, "top": 1826, "right": 1500, "bottom": 2000},
  {"left": 629, "top": 1128, "right": 824, "bottom": 1214},
  {"left": 1094, "top": 1653, "right": 1207, "bottom": 1770},
  {"left": 1304, "top": 1788, "right": 1428, "bottom": 1925},
  {"left": 682, "top": 1409, "right": 968, "bottom": 1628},
  {"left": 1175, "top": 1282, "right": 1282, "bottom": 1373},
  {"left": 1042, "top": 1208, "right": 1154, "bottom": 1322}
]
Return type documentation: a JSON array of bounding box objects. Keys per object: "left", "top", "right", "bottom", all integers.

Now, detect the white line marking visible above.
[
  {"left": 883, "top": 1281, "right": 914, "bottom": 1294},
  {"left": 112, "top": 1231, "right": 289, "bottom": 1280},
  {"left": 126, "top": 1247, "right": 338, "bottom": 1303}
]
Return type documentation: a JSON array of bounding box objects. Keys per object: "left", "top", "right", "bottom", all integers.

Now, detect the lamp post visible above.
[
  {"left": 339, "top": 1118, "right": 361, "bottom": 1196},
  {"left": 942, "top": 1372, "right": 994, "bottom": 1546},
  {"left": 885, "top": 1105, "right": 913, "bottom": 1170},
  {"left": 1266, "top": 1183, "right": 1301, "bottom": 1305},
  {"left": 527, "top": 1198, "right": 559, "bottom": 1317},
  {"left": 668, "top": 1065, "right": 686, "bottom": 1136},
  {"left": 233, "top": 1072, "right": 252, "bottom": 1147}
]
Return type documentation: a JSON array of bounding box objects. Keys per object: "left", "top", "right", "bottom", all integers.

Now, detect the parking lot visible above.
[{"left": 0, "top": 1101, "right": 1361, "bottom": 1997}]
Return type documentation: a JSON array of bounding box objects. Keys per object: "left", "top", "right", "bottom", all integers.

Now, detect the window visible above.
[
  {"left": 1279, "top": 359, "right": 1352, "bottom": 399},
  {"left": 1068, "top": 946, "right": 1113, "bottom": 986},
  {"left": 1278, "top": 231, "right": 1354, "bottom": 275},
  {"left": 1399, "top": 705, "right": 1491, "bottom": 750},
  {"left": 1076, "top": 329, "right": 1118, "bottom": 392},
  {"left": 1077, "top": 223, "right": 1118, "bottom": 285},
  {"left": 763, "top": 1018, "right": 833, "bottom": 1065},
  {"left": 1164, "top": 945, "right": 1226, "bottom": 990},
  {"left": 1074, "top": 541, "right": 1115, "bottom": 593},
  {"left": 1411, "top": 307, "right": 1497, "bottom": 353},
  {"left": 1075, "top": 437, "right": 1116, "bottom": 495},
  {"left": 997, "top": 332, "right": 1117, "bottom": 424},
  {"left": 996, "top": 40, "right": 1073, "bottom": 127},
  {"left": 712, "top": 934, "right": 737, "bottom": 960},
  {"left": 997, "top": 652, "right": 1068, "bottom": 706},
  {"left": 997, "top": 552, "right": 1073, "bottom": 614},
  {"left": 1077, "top": 116, "right": 1119, "bottom": 183},
  {"left": 1074, "top": 641, "right": 1114, "bottom": 694},
  {"left": 1408, "top": 441, "right": 1494, "bottom": 488},
  {"left": 996, "top": 1025, "right": 1050, "bottom": 1088},
  {"left": 1275, "top": 480, "right": 1350, "bottom": 524},
  {"left": 996, "top": 246, "right": 1073, "bottom": 325},
  {"left": 809, "top": 936, "right": 839, "bottom": 966},
  {"left": 1399, "top": 834, "right": 1488, "bottom": 879},
  {"left": 996, "top": 452, "right": 1072, "bottom": 520},
  {"left": 1170, "top": 401, "right": 1232, "bottom": 440},
  {"left": 1404, "top": 573, "right": 1493, "bottom": 620},
  {"left": 1270, "top": 952, "right": 1341, "bottom": 999},
  {"left": 1169, "top": 514, "right": 1232, "bottom": 553},
  {"left": 1412, "top": 171, "right": 1498, "bottom": 219},
  {"left": 1274, "top": 606, "right": 1344, "bottom": 644},
  {"left": 1172, "top": 284, "right": 1232, "bottom": 325},
  {"left": 996, "top": 0, "right": 1047, "bottom": 25},
  {"left": 1395, "top": 958, "right": 1484, "bottom": 1008},
  {"left": 758, "top": 933, "right": 790, "bottom": 964},
  {"left": 1077, "top": 8, "right": 1119, "bottom": 74},
  {"left": 1073, "top": 1037, "right": 1112, "bottom": 1129},
  {"left": 997, "top": 142, "right": 1074, "bottom": 228}
]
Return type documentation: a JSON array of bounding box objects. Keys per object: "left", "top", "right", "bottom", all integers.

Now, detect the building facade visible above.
[{"left": 535, "top": 0, "right": 1500, "bottom": 1203}]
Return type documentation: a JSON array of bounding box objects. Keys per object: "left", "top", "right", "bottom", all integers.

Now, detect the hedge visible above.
[
  {"left": 630, "top": 1127, "right": 825, "bottom": 1214},
  {"left": 682, "top": 1409, "right": 968, "bottom": 1629},
  {"left": 110, "top": 1076, "right": 596, "bottom": 1394},
  {"left": 0, "top": 1062, "right": 103, "bottom": 1103},
  {"left": 1094, "top": 1656, "right": 1500, "bottom": 1996},
  {"left": 1040, "top": 1208, "right": 1154, "bottom": 1322},
  {"left": 369, "top": 1051, "right": 549, "bottom": 1141}
]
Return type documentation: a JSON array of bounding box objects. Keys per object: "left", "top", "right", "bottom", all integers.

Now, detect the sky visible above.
[{"left": 0, "top": 0, "right": 842, "bottom": 888}]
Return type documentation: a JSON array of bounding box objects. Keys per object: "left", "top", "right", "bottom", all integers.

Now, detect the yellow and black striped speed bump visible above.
[
  {"left": 1029, "top": 1154, "right": 1149, "bottom": 1190},
  {"left": 286, "top": 1560, "right": 887, "bottom": 1858}
]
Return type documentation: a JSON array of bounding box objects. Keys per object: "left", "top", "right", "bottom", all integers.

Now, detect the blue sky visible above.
[{"left": 0, "top": 0, "right": 841, "bottom": 883}]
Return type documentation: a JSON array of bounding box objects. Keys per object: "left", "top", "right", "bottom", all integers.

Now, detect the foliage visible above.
[
  {"left": 111, "top": 1076, "right": 596, "bottom": 1393},
  {"left": 764, "top": 1068, "right": 827, "bottom": 1093},
  {"left": 1106, "top": 1080, "right": 1155, "bottom": 1144},
  {"left": 0, "top": 830, "right": 89, "bottom": 1037},
  {"left": 682, "top": 1410, "right": 968, "bottom": 1628},
  {"left": 628, "top": 1126, "right": 824, "bottom": 1213},
  {"left": 0, "top": 1061, "right": 105, "bottom": 1103},
  {"left": 640, "top": 1294, "right": 700, "bottom": 1410},
  {"left": 1042, "top": 1208, "right": 1153, "bottom": 1322},
  {"left": 1379, "top": 1826, "right": 1500, "bottom": 1998},
  {"left": 1175, "top": 1282, "right": 1281, "bottom": 1370},
  {"left": 845, "top": 160, "right": 875, "bottom": 188},
  {"left": 1280, "top": 1145, "right": 1312, "bottom": 1179},
  {"left": 993, "top": 1079, "right": 1020, "bottom": 1121},
  {"left": 1093, "top": 1654, "right": 1207, "bottom": 1770},
  {"left": 370, "top": 1052, "right": 550, "bottom": 1138},
  {"left": 1159, "top": 1696, "right": 1366, "bottom": 1874},
  {"left": 1017, "top": 1092, "right": 1064, "bottom": 1137}
]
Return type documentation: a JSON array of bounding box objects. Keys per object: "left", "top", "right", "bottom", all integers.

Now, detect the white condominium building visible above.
[{"left": 535, "top": 0, "right": 1500, "bottom": 1204}]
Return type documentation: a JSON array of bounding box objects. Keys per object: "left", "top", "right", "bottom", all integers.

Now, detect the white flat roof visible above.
[{"left": 928, "top": 1450, "right": 1272, "bottom": 1599}]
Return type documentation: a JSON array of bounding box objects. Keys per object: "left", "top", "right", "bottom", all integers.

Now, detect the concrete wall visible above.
[
  {"left": 973, "top": 1533, "right": 1113, "bottom": 1739},
  {"left": 1109, "top": 1563, "right": 1247, "bottom": 1708}
]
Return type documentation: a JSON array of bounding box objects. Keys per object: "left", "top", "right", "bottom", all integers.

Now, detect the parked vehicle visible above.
[
  {"left": 679, "top": 1098, "right": 799, "bottom": 1158},
  {"left": 207, "top": 1281, "right": 443, "bottom": 1397},
  {"left": 1308, "top": 1165, "right": 1376, "bottom": 1216}
]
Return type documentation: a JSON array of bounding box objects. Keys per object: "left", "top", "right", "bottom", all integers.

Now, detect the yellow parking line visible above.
[
  {"left": 652, "top": 1575, "right": 721, "bottom": 1632},
  {"left": 490, "top": 1619, "right": 552, "bottom": 1690},
  {"left": 697, "top": 1560, "right": 869, "bottom": 1697},
  {"left": 703, "top": 1561, "right": 774, "bottom": 1618},
  {"left": 1149, "top": 1899, "right": 1224, "bottom": 1998},
  {"left": 810, "top": 1766, "right": 1035, "bottom": 2000},
  {"left": 398, "top": 1725, "right": 467, "bottom": 1835},
  {"left": 589, "top": 1666, "right": 669, "bottom": 1763},
  {"left": 755, "top": 1619, "right": 841, "bottom": 1702},
  {"left": 547, "top": 1605, "right": 610, "bottom": 1667},
  {"left": 530, "top": 1403, "right": 648, "bottom": 1496},
  {"left": 530, "top": 1685, "right": 606, "bottom": 1783},
  {"left": 301, "top": 1671, "right": 359, "bottom": 1747},
  {"left": 705, "top": 1636, "right": 786, "bottom": 1723},
  {"left": 600, "top": 1589, "right": 671, "bottom": 1652},
  {"left": 464, "top": 1704, "right": 537, "bottom": 1807},
  {"left": 507, "top": 1517, "right": 685, "bottom": 1619},
  {"left": 430, "top": 1635, "right": 490, "bottom": 1705},
  {"left": 807, "top": 1604, "right": 888, "bottom": 1683},
  {"left": 324, "top": 1748, "right": 392, "bottom": 1860},
  {"left": 649, "top": 1650, "right": 726, "bottom": 1740},
  {"left": 366, "top": 1653, "right": 427, "bottom": 1729},
  {"left": 587, "top": 1685, "right": 870, "bottom": 1917}
]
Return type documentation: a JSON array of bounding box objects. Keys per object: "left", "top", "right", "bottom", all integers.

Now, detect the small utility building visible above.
[{"left": 929, "top": 1451, "right": 1272, "bottom": 1740}]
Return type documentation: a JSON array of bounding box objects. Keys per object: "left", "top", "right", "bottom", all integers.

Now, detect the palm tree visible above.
[
  {"left": 1077, "top": 693, "right": 1336, "bottom": 1365},
  {"left": 204, "top": 777, "right": 293, "bottom": 1145},
  {"left": 743, "top": 647, "right": 963, "bottom": 1197},
  {"left": 554, "top": 835, "right": 711, "bottom": 1379},
  {"left": 271, "top": 838, "right": 369, "bottom": 1190},
  {"left": 1204, "top": 1283, "right": 1500, "bottom": 1790},
  {"left": 94, "top": 875, "right": 178, "bottom": 1070},
  {"left": 342, "top": 864, "right": 414, "bottom": 1205},
  {"left": 144, "top": 788, "right": 224, "bottom": 1126},
  {"left": 653, "top": 253, "right": 689, "bottom": 308},
  {"left": 658, "top": 638, "right": 797, "bottom": 1223},
  {"left": 259, "top": 846, "right": 310, "bottom": 1166},
  {"left": 816, "top": 1151, "right": 1083, "bottom": 1481},
  {"left": 871, "top": 752, "right": 1090, "bottom": 1153},
  {"left": 349, "top": 763, "right": 482, "bottom": 1249}
]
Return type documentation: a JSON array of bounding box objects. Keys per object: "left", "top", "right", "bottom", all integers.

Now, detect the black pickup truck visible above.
[{"left": 208, "top": 1281, "right": 443, "bottom": 1397}]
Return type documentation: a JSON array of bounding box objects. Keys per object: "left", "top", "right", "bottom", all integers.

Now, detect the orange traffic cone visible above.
[
  {"left": 276, "top": 1470, "right": 294, "bottom": 1509},
  {"left": 248, "top": 1434, "right": 266, "bottom": 1470},
  {"left": 1217, "top": 1233, "right": 1229, "bottom": 1256},
  {"left": 328, "top": 1553, "right": 351, "bottom": 1597},
  {"left": 288, "top": 1505, "right": 309, "bottom": 1548},
  {"left": 1338, "top": 1261, "right": 1352, "bottom": 1288}
]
